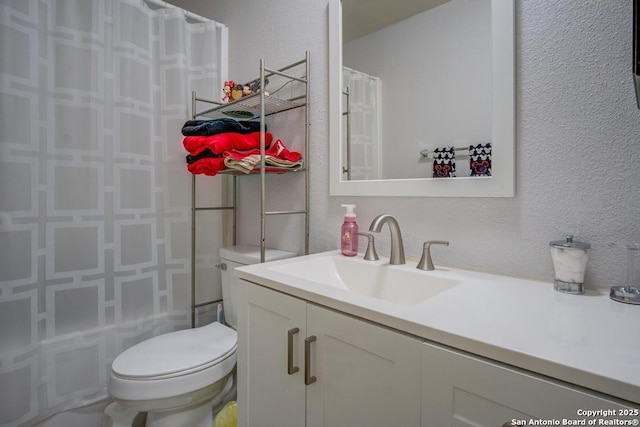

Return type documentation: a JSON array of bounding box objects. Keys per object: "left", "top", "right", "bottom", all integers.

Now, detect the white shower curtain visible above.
[{"left": 0, "top": 1, "right": 227, "bottom": 425}]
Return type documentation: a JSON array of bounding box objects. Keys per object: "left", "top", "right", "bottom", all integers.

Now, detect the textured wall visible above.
[{"left": 173, "top": 0, "right": 640, "bottom": 290}]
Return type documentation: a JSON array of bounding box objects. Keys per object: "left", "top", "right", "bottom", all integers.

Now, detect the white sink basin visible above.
[{"left": 268, "top": 254, "right": 460, "bottom": 306}]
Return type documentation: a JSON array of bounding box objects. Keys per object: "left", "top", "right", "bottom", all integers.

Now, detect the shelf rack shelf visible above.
[{"left": 195, "top": 92, "right": 306, "bottom": 120}]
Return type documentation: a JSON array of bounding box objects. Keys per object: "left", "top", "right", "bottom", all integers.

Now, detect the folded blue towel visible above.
[{"left": 182, "top": 118, "right": 262, "bottom": 136}]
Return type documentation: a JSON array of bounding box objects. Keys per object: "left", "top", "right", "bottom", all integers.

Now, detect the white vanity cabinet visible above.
[
  {"left": 235, "top": 251, "right": 640, "bottom": 426},
  {"left": 237, "top": 279, "right": 423, "bottom": 427},
  {"left": 421, "top": 343, "right": 636, "bottom": 426}
]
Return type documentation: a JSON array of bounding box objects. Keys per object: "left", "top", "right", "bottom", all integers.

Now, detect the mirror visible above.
[{"left": 329, "top": 0, "right": 515, "bottom": 197}]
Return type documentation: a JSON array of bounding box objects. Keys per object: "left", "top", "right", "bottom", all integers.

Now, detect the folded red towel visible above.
[
  {"left": 187, "top": 157, "right": 226, "bottom": 176},
  {"left": 183, "top": 132, "right": 273, "bottom": 156},
  {"left": 186, "top": 137, "right": 300, "bottom": 176}
]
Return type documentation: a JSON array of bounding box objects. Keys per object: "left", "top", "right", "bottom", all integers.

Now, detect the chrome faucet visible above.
[{"left": 368, "top": 214, "right": 405, "bottom": 265}]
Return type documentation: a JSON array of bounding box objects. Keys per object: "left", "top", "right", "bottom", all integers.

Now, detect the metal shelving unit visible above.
[{"left": 189, "top": 52, "right": 310, "bottom": 327}]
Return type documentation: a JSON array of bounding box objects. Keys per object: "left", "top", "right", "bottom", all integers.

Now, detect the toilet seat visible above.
[
  {"left": 112, "top": 322, "right": 237, "bottom": 379},
  {"left": 109, "top": 322, "right": 237, "bottom": 402}
]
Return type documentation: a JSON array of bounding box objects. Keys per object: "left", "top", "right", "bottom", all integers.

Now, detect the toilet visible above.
[{"left": 104, "top": 245, "right": 296, "bottom": 427}]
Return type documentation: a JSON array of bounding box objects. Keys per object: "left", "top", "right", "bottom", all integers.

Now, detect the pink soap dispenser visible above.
[{"left": 340, "top": 204, "right": 358, "bottom": 256}]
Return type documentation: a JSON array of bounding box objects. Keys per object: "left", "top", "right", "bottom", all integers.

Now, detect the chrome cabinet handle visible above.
[
  {"left": 304, "top": 335, "right": 317, "bottom": 385},
  {"left": 287, "top": 327, "right": 300, "bottom": 375}
]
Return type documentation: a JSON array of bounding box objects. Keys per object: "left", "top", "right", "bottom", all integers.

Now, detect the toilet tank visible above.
[{"left": 219, "top": 245, "right": 296, "bottom": 329}]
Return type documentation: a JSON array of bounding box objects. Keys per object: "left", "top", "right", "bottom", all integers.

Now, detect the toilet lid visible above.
[{"left": 112, "top": 322, "right": 237, "bottom": 379}]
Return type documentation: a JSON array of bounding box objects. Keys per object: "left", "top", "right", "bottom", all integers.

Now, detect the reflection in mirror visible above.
[
  {"left": 329, "top": 0, "right": 515, "bottom": 197},
  {"left": 343, "top": 0, "right": 491, "bottom": 180}
]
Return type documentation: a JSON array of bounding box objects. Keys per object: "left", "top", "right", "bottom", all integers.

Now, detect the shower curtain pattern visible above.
[
  {"left": 0, "top": 1, "right": 226, "bottom": 425},
  {"left": 342, "top": 66, "right": 381, "bottom": 180}
]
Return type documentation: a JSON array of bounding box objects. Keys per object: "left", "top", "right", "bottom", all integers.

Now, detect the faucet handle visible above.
[
  {"left": 356, "top": 232, "right": 379, "bottom": 261},
  {"left": 417, "top": 240, "right": 449, "bottom": 271}
]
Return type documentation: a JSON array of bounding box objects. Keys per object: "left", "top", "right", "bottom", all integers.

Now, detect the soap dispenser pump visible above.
[{"left": 340, "top": 204, "right": 358, "bottom": 257}]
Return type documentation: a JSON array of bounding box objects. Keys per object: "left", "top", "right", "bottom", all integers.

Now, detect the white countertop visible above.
[{"left": 235, "top": 250, "right": 640, "bottom": 405}]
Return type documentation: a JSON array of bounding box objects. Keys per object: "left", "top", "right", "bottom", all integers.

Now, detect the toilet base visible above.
[
  {"left": 104, "top": 375, "right": 234, "bottom": 427},
  {"left": 145, "top": 394, "right": 216, "bottom": 427},
  {"left": 103, "top": 403, "right": 146, "bottom": 427}
]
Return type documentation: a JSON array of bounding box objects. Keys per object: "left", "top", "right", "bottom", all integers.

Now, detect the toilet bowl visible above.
[{"left": 104, "top": 245, "right": 296, "bottom": 427}]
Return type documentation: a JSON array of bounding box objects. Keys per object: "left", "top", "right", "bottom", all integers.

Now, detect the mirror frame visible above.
[{"left": 329, "top": 0, "right": 515, "bottom": 197}]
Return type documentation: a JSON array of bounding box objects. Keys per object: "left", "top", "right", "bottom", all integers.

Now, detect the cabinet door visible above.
[
  {"left": 421, "top": 342, "right": 636, "bottom": 427},
  {"left": 237, "top": 281, "right": 307, "bottom": 427},
  {"left": 306, "top": 304, "right": 422, "bottom": 427}
]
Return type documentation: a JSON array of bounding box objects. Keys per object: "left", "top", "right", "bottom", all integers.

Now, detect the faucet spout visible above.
[{"left": 368, "top": 214, "right": 405, "bottom": 265}]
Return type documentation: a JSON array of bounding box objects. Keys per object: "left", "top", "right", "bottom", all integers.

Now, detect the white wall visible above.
[{"left": 172, "top": 0, "right": 640, "bottom": 291}]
